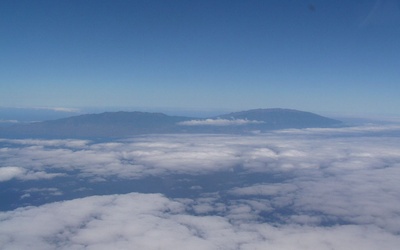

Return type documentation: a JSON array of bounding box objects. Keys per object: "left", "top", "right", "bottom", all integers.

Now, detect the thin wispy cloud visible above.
[
  {"left": 33, "top": 107, "right": 81, "bottom": 113},
  {"left": 276, "top": 124, "right": 400, "bottom": 135},
  {"left": 0, "top": 119, "right": 19, "bottom": 124}
]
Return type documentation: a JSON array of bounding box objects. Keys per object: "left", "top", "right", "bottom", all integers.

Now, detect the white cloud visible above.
[
  {"left": 178, "top": 118, "right": 264, "bottom": 126},
  {"left": 23, "top": 188, "right": 63, "bottom": 196},
  {"left": 0, "top": 192, "right": 399, "bottom": 250},
  {"left": 0, "top": 166, "right": 64, "bottom": 182},
  {"left": 0, "top": 166, "right": 25, "bottom": 181},
  {"left": 1, "top": 125, "right": 400, "bottom": 248},
  {"left": 22, "top": 171, "right": 65, "bottom": 180}
]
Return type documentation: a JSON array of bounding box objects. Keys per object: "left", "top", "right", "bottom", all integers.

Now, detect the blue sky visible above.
[{"left": 1, "top": 0, "right": 400, "bottom": 116}]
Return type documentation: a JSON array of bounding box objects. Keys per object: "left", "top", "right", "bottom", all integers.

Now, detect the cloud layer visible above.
[
  {"left": 1, "top": 125, "right": 400, "bottom": 249},
  {"left": 1, "top": 192, "right": 399, "bottom": 250}
]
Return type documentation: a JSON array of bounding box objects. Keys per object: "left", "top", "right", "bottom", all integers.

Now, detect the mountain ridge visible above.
[
  {"left": 216, "top": 108, "right": 339, "bottom": 129},
  {"left": 0, "top": 108, "right": 342, "bottom": 138}
]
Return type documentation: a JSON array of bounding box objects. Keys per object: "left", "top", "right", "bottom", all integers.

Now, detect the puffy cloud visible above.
[
  {"left": 0, "top": 166, "right": 64, "bottom": 182},
  {"left": 0, "top": 166, "right": 25, "bottom": 181},
  {"left": 0, "top": 192, "right": 399, "bottom": 250},
  {"left": 178, "top": 118, "right": 264, "bottom": 126},
  {"left": 2, "top": 128, "right": 400, "bottom": 181},
  {"left": 1, "top": 125, "right": 400, "bottom": 248}
]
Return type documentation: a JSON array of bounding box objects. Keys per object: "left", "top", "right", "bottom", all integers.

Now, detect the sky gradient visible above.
[{"left": 1, "top": 0, "right": 400, "bottom": 116}]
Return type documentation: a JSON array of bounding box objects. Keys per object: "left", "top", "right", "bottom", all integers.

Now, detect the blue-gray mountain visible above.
[
  {"left": 217, "top": 109, "right": 339, "bottom": 128},
  {"left": 0, "top": 109, "right": 342, "bottom": 138}
]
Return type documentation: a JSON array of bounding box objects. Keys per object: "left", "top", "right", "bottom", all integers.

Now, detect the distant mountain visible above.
[
  {"left": 217, "top": 108, "right": 341, "bottom": 129},
  {"left": 0, "top": 112, "right": 192, "bottom": 138},
  {"left": 0, "top": 109, "right": 342, "bottom": 138}
]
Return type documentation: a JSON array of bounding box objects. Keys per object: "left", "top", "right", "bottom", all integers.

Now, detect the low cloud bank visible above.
[{"left": 178, "top": 118, "right": 264, "bottom": 126}]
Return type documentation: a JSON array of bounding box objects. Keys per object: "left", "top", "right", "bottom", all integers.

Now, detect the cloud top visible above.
[
  {"left": 178, "top": 118, "right": 264, "bottom": 126},
  {"left": 1, "top": 192, "right": 400, "bottom": 250},
  {"left": 0, "top": 166, "right": 64, "bottom": 182},
  {"left": 1, "top": 125, "right": 400, "bottom": 249},
  {"left": 0, "top": 166, "right": 25, "bottom": 181}
]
